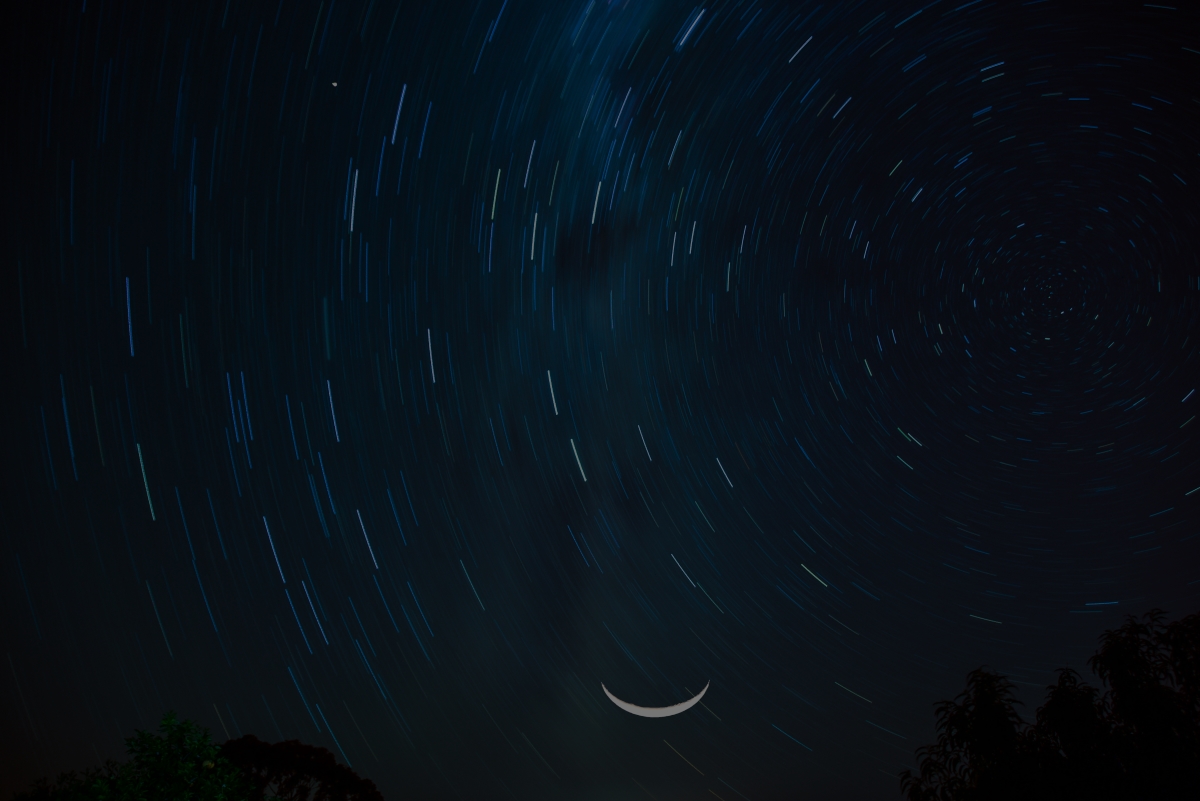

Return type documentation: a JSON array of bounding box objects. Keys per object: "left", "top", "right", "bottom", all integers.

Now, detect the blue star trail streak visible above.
[{"left": 3, "top": 1, "right": 1199, "bottom": 798}]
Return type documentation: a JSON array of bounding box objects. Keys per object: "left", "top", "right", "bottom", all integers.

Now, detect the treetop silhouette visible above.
[
  {"left": 901, "top": 608, "right": 1200, "bottom": 801},
  {"left": 219, "top": 735, "right": 383, "bottom": 801},
  {"left": 11, "top": 713, "right": 384, "bottom": 801}
]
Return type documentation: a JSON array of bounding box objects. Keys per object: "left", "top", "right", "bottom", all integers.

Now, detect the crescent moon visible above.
[{"left": 601, "top": 681, "right": 710, "bottom": 718}]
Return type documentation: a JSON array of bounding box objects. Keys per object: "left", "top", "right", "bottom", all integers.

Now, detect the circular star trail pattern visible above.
[{"left": 4, "top": 1, "right": 1200, "bottom": 798}]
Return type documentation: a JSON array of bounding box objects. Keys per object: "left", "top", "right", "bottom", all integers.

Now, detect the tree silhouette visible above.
[
  {"left": 11, "top": 714, "right": 384, "bottom": 801},
  {"left": 1025, "top": 668, "right": 1112, "bottom": 799},
  {"left": 218, "top": 736, "right": 384, "bottom": 801},
  {"left": 1086, "top": 608, "right": 1200, "bottom": 800},
  {"left": 11, "top": 712, "right": 246, "bottom": 801},
  {"left": 900, "top": 609, "right": 1200, "bottom": 801},
  {"left": 898, "top": 668, "right": 1033, "bottom": 801}
]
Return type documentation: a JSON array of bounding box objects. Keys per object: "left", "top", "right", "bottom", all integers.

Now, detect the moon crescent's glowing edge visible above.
[{"left": 601, "top": 681, "right": 710, "bottom": 718}]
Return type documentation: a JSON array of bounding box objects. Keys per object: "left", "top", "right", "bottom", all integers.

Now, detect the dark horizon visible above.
[{"left": 2, "top": 0, "right": 1198, "bottom": 798}]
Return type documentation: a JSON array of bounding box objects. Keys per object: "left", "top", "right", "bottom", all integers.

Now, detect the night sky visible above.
[{"left": 4, "top": 1, "right": 1200, "bottom": 798}]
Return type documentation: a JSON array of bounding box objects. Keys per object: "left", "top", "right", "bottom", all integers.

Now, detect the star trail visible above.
[{"left": 3, "top": 0, "right": 1199, "bottom": 798}]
